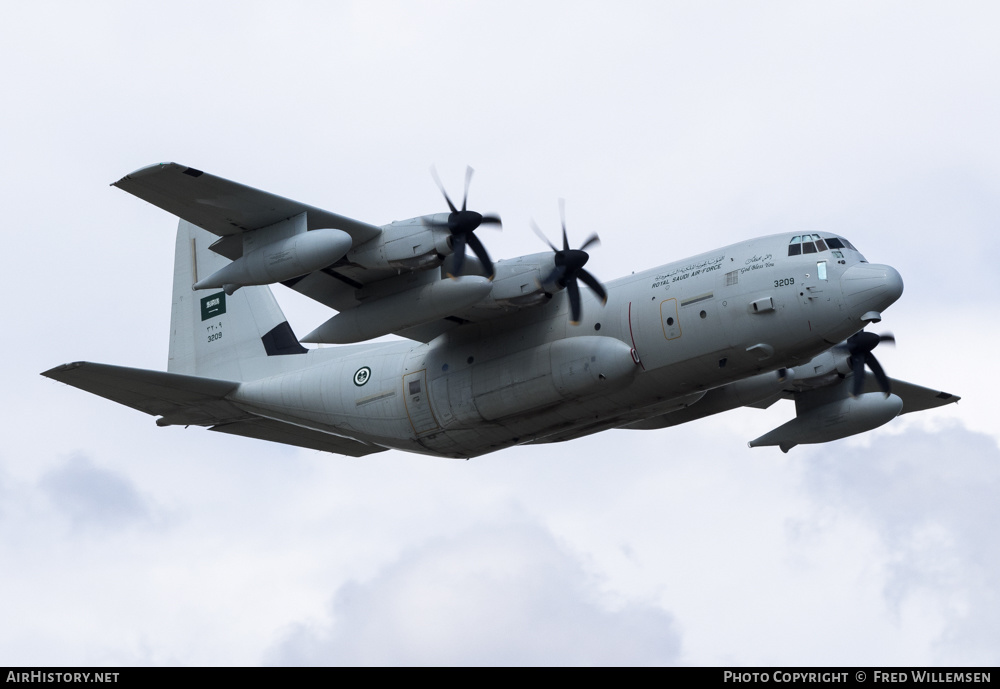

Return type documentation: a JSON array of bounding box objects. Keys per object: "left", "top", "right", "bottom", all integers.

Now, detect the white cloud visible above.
[
  {"left": 266, "top": 521, "right": 680, "bottom": 666},
  {"left": 804, "top": 425, "right": 1000, "bottom": 665}
]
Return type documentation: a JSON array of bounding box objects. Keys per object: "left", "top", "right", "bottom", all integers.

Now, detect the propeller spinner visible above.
[
  {"left": 842, "top": 331, "right": 896, "bottom": 397},
  {"left": 424, "top": 166, "right": 502, "bottom": 279},
  {"left": 533, "top": 200, "right": 608, "bottom": 325}
]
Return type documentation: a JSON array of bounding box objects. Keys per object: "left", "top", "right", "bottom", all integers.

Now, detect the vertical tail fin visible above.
[{"left": 169, "top": 221, "right": 307, "bottom": 381}]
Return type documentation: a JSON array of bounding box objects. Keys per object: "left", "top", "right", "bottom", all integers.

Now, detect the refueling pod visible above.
[{"left": 194, "top": 213, "right": 352, "bottom": 294}]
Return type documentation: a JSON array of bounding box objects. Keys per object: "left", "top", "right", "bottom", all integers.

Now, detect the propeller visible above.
[
  {"left": 532, "top": 199, "right": 607, "bottom": 325},
  {"left": 424, "top": 166, "right": 502, "bottom": 279},
  {"left": 841, "top": 331, "right": 895, "bottom": 397}
]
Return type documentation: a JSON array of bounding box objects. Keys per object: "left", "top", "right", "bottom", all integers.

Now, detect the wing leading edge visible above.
[{"left": 113, "top": 162, "right": 382, "bottom": 251}]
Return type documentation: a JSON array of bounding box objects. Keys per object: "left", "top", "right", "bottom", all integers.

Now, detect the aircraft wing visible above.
[
  {"left": 42, "top": 362, "right": 386, "bottom": 457},
  {"left": 113, "top": 163, "right": 382, "bottom": 254},
  {"left": 863, "top": 376, "right": 960, "bottom": 413}
]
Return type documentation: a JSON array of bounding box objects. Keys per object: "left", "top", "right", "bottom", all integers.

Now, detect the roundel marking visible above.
[{"left": 353, "top": 366, "right": 372, "bottom": 386}]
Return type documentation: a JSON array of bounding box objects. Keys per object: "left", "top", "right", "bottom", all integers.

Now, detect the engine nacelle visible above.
[
  {"left": 749, "top": 392, "right": 903, "bottom": 452},
  {"left": 487, "top": 253, "right": 557, "bottom": 307},
  {"left": 301, "top": 276, "right": 493, "bottom": 344},
  {"left": 349, "top": 216, "right": 453, "bottom": 271}
]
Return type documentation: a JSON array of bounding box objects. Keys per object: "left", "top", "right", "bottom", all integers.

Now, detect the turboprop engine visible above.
[
  {"left": 194, "top": 213, "right": 352, "bottom": 294},
  {"left": 347, "top": 216, "right": 454, "bottom": 271}
]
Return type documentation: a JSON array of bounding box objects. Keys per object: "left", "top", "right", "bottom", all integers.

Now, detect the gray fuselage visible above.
[{"left": 230, "top": 232, "right": 903, "bottom": 458}]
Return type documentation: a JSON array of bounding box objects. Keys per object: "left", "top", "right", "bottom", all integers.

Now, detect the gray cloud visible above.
[
  {"left": 803, "top": 425, "right": 1000, "bottom": 664},
  {"left": 39, "top": 454, "right": 152, "bottom": 532},
  {"left": 266, "top": 522, "right": 680, "bottom": 666}
]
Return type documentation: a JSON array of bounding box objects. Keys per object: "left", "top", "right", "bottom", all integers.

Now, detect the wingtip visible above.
[{"left": 112, "top": 162, "right": 194, "bottom": 188}]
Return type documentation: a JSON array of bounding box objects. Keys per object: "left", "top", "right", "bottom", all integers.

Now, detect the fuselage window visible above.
[
  {"left": 817, "top": 260, "right": 828, "bottom": 280},
  {"left": 802, "top": 242, "right": 817, "bottom": 254}
]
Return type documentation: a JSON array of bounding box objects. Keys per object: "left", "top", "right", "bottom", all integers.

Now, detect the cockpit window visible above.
[{"left": 789, "top": 234, "right": 856, "bottom": 256}]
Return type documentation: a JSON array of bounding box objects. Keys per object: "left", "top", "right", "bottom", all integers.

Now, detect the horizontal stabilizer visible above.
[
  {"left": 210, "top": 418, "right": 386, "bottom": 457},
  {"left": 42, "top": 362, "right": 246, "bottom": 426},
  {"left": 43, "top": 362, "right": 388, "bottom": 457},
  {"left": 113, "top": 162, "right": 382, "bottom": 244}
]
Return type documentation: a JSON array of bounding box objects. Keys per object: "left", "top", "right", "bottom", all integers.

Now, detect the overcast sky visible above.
[{"left": 2, "top": 1, "right": 998, "bottom": 666}]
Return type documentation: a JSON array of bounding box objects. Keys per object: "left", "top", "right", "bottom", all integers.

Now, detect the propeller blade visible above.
[
  {"left": 865, "top": 352, "right": 892, "bottom": 396},
  {"left": 429, "top": 166, "right": 500, "bottom": 278},
  {"left": 579, "top": 233, "right": 601, "bottom": 252},
  {"left": 533, "top": 199, "right": 607, "bottom": 324},
  {"left": 448, "top": 233, "right": 467, "bottom": 278},
  {"left": 566, "top": 278, "right": 582, "bottom": 325},
  {"left": 851, "top": 354, "right": 867, "bottom": 397},
  {"left": 430, "top": 166, "right": 458, "bottom": 214},
  {"left": 577, "top": 268, "right": 608, "bottom": 305},
  {"left": 462, "top": 166, "right": 474, "bottom": 212},
  {"left": 845, "top": 330, "right": 895, "bottom": 397},
  {"left": 532, "top": 220, "right": 559, "bottom": 252},
  {"left": 466, "top": 231, "right": 495, "bottom": 280}
]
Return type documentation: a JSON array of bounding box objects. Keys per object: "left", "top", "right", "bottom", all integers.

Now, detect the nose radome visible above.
[{"left": 840, "top": 263, "right": 904, "bottom": 317}]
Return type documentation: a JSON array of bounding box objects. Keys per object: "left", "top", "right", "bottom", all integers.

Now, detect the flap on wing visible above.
[
  {"left": 42, "top": 361, "right": 247, "bottom": 426},
  {"left": 113, "top": 162, "right": 382, "bottom": 244},
  {"left": 865, "top": 377, "right": 960, "bottom": 414},
  {"left": 210, "top": 418, "right": 386, "bottom": 457}
]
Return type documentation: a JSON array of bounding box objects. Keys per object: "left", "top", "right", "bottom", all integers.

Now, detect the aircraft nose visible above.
[{"left": 840, "top": 263, "right": 904, "bottom": 320}]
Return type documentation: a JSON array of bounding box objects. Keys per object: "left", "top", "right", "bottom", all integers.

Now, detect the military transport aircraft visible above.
[{"left": 42, "top": 163, "right": 959, "bottom": 457}]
